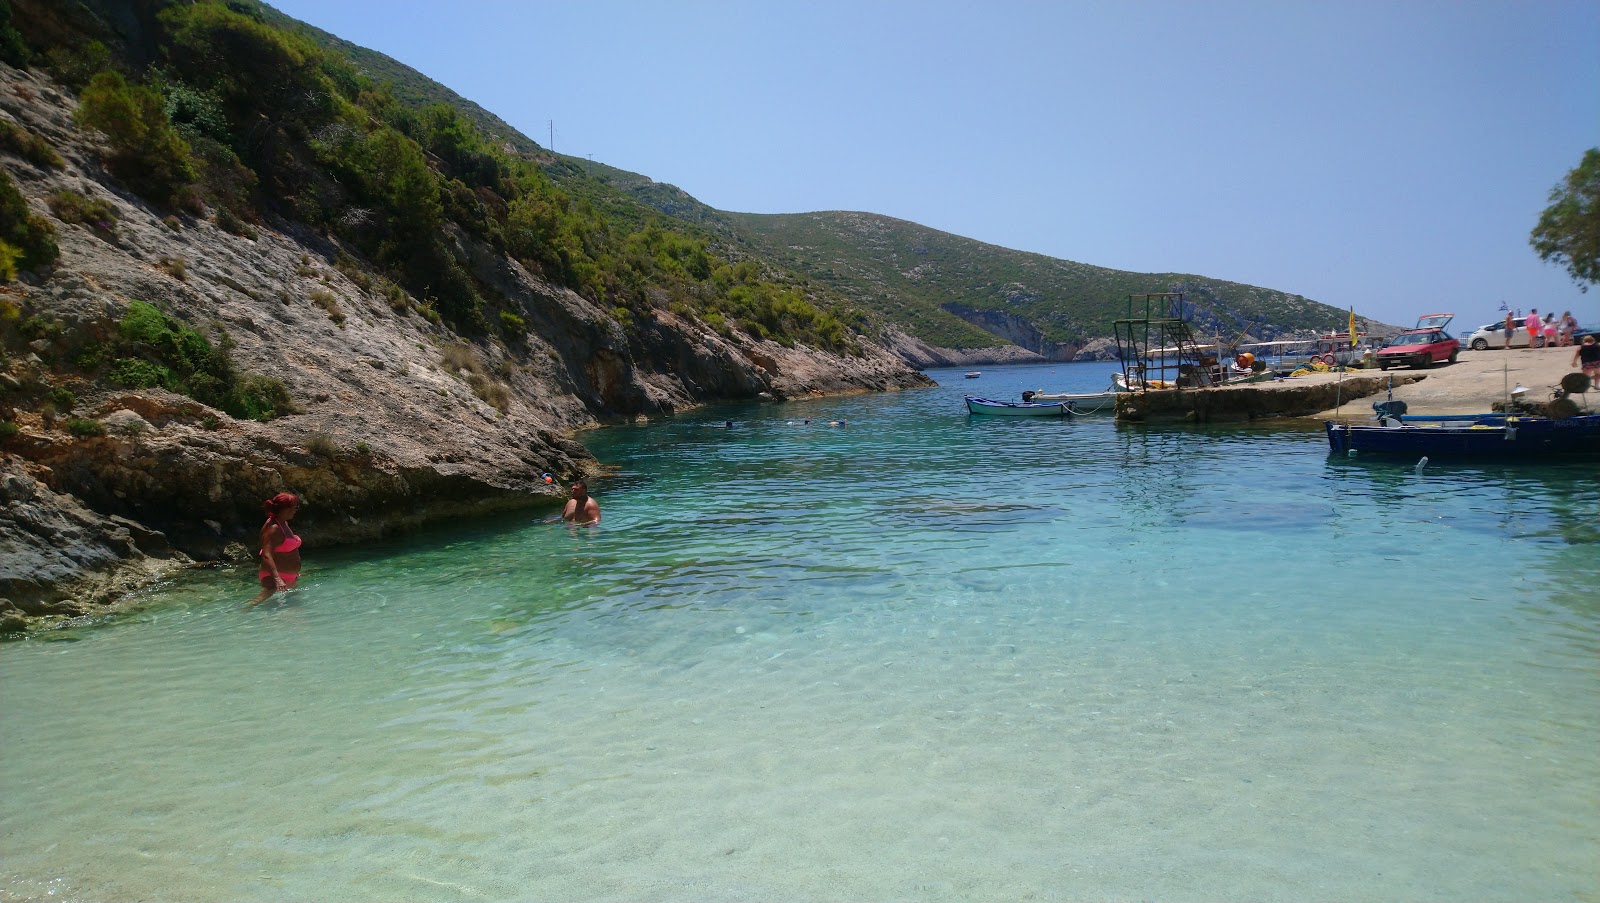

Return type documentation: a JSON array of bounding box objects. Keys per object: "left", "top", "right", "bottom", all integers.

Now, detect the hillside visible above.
[
  {"left": 0, "top": 0, "right": 930, "bottom": 627},
  {"left": 726, "top": 212, "right": 1394, "bottom": 356},
  {"left": 252, "top": 5, "right": 1395, "bottom": 363}
]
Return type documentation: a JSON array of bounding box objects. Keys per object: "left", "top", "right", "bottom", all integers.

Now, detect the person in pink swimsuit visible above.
[{"left": 247, "top": 492, "right": 303, "bottom": 606}]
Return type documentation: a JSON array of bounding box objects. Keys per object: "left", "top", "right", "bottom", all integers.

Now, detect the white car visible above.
[{"left": 1464, "top": 321, "right": 1537, "bottom": 350}]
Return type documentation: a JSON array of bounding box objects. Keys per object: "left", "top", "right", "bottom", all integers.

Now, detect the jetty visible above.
[{"left": 1114, "top": 347, "right": 1589, "bottom": 423}]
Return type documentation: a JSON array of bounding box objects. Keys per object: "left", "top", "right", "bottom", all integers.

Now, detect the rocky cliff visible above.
[{"left": 0, "top": 63, "right": 931, "bottom": 630}]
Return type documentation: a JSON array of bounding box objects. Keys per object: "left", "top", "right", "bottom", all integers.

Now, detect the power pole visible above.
[{"left": 548, "top": 120, "right": 554, "bottom": 152}]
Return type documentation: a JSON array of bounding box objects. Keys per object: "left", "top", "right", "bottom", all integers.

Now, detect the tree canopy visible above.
[{"left": 1530, "top": 147, "right": 1600, "bottom": 292}]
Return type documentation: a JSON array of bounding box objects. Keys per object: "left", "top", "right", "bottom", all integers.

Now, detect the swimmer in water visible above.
[{"left": 562, "top": 480, "right": 601, "bottom": 526}]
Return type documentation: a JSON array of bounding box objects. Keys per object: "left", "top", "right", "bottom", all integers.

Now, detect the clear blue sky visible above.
[{"left": 268, "top": 0, "right": 1599, "bottom": 330}]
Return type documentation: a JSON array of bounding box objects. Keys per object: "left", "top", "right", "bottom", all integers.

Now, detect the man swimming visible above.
[{"left": 562, "top": 480, "right": 601, "bottom": 526}]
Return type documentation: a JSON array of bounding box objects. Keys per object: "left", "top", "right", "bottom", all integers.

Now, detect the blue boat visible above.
[
  {"left": 1325, "top": 414, "right": 1600, "bottom": 457},
  {"left": 965, "top": 396, "right": 1073, "bottom": 417}
]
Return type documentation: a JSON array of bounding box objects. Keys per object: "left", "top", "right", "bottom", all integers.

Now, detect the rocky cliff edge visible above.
[{"left": 0, "top": 64, "right": 932, "bottom": 630}]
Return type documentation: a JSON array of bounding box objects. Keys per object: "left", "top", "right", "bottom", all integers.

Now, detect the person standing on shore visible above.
[
  {"left": 1574, "top": 334, "right": 1600, "bottom": 384},
  {"left": 1504, "top": 310, "right": 1518, "bottom": 349},
  {"left": 562, "top": 480, "right": 601, "bottom": 526},
  {"left": 247, "top": 492, "right": 302, "bottom": 606},
  {"left": 1558, "top": 311, "right": 1577, "bottom": 346},
  {"left": 1543, "top": 313, "right": 1558, "bottom": 348},
  {"left": 1527, "top": 309, "right": 1543, "bottom": 348}
]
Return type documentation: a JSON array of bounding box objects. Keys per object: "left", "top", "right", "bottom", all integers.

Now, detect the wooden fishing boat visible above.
[
  {"left": 1325, "top": 414, "right": 1600, "bottom": 457},
  {"left": 964, "top": 396, "right": 1073, "bottom": 417}
]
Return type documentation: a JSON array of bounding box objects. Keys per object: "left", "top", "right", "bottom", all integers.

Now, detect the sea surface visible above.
[{"left": 3, "top": 362, "right": 1598, "bottom": 903}]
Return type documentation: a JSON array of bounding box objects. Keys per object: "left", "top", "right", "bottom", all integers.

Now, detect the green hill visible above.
[
  {"left": 723, "top": 211, "right": 1382, "bottom": 352},
  {"left": 73, "top": 0, "right": 1383, "bottom": 359},
  {"left": 241, "top": 6, "right": 1384, "bottom": 357}
]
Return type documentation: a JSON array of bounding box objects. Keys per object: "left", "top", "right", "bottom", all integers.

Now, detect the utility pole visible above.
[{"left": 548, "top": 120, "right": 554, "bottom": 152}]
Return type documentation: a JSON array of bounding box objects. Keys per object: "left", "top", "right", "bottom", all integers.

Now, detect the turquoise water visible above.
[{"left": 3, "top": 361, "right": 1598, "bottom": 902}]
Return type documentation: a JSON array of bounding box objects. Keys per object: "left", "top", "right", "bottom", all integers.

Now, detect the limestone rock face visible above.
[
  {"left": 0, "top": 63, "right": 933, "bottom": 621},
  {"left": 0, "top": 466, "right": 187, "bottom": 621}
]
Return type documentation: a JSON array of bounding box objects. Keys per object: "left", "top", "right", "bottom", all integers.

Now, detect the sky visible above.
[{"left": 266, "top": 0, "right": 1600, "bottom": 330}]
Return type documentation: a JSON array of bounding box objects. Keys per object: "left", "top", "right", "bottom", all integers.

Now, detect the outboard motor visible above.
[
  {"left": 1021, "top": 390, "right": 1035, "bottom": 402},
  {"left": 1372, "top": 399, "right": 1408, "bottom": 420}
]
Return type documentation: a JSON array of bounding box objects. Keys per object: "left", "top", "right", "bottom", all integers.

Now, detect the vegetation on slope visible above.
[
  {"left": 6, "top": 0, "right": 864, "bottom": 355},
  {"left": 236, "top": 3, "right": 1364, "bottom": 352},
  {"left": 9, "top": 0, "right": 1383, "bottom": 362},
  {"left": 726, "top": 212, "right": 1378, "bottom": 349}
]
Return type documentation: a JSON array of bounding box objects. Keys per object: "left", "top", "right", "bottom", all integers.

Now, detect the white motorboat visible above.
[{"left": 1021, "top": 375, "right": 1128, "bottom": 413}]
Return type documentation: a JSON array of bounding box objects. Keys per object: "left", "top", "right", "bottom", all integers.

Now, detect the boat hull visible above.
[
  {"left": 966, "top": 396, "right": 1072, "bottom": 417},
  {"left": 1325, "top": 415, "right": 1600, "bottom": 457},
  {"left": 1025, "top": 390, "right": 1117, "bottom": 403}
]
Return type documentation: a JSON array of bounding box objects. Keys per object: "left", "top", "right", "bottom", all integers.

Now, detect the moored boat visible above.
[
  {"left": 1325, "top": 414, "right": 1600, "bottom": 457},
  {"left": 964, "top": 371, "right": 982, "bottom": 379},
  {"left": 965, "top": 396, "right": 1073, "bottom": 417},
  {"left": 1022, "top": 375, "right": 1126, "bottom": 413}
]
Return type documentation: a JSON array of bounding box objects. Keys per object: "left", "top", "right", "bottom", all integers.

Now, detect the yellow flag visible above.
[{"left": 1349, "top": 307, "right": 1357, "bottom": 346}]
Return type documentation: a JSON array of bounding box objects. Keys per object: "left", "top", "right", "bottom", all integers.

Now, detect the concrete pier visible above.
[
  {"left": 1114, "top": 371, "right": 1421, "bottom": 422},
  {"left": 1114, "top": 347, "right": 1592, "bottom": 422}
]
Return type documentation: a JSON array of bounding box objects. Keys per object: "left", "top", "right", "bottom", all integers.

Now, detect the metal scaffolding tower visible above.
[{"left": 1112, "top": 293, "right": 1218, "bottom": 390}]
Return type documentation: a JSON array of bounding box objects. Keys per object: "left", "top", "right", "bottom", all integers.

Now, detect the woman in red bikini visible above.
[{"left": 247, "top": 492, "right": 303, "bottom": 606}]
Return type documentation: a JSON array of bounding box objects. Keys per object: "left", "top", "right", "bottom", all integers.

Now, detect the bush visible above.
[
  {"left": 0, "top": 420, "right": 19, "bottom": 439},
  {"left": 101, "top": 301, "right": 295, "bottom": 421},
  {"left": 308, "top": 288, "right": 344, "bottom": 324},
  {"left": 214, "top": 204, "right": 256, "bottom": 239},
  {"left": 110, "top": 356, "right": 175, "bottom": 390},
  {"left": 0, "top": 169, "right": 58, "bottom": 275},
  {"left": 0, "top": 0, "right": 29, "bottom": 68},
  {"left": 0, "top": 240, "right": 18, "bottom": 281},
  {"left": 499, "top": 310, "right": 525, "bottom": 337},
  {"left": 75, "top": 70, "right": 198, "bottom": 206},
  {"left": 305, "top": 431, "right": 338, "bottom": 457},
  {"left": 47, "top": 189, "right": 118, "bottom": 235},
  {"left": 43, "top": 40, "right": 109, "bottom": 89},
  {"left": 47, "top": 385, "right": 75, "bottom": 411},
  {"left": 233, "top": 373, "right": 295, "bottom": 420},
  {"left": 0, "top": 121, "right": 64, "bottom": 169},
  {"left": 65, "top": 417, "right": 105, "bottom": 437}
]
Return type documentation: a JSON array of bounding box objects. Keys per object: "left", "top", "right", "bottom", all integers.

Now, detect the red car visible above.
[{"left": 1376, "top": 313, "right": 1459, "bottom": 370}]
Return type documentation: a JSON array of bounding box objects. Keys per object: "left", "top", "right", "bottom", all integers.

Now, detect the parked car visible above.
[
  {"left": 1575, "top": 323, "right": 1600, "bottom": 344},
  {"left": 1464, "top": 321, "right": 1535, "bottom": 350},
  {"left": 1376, "top": 313, "right": 1460, "bottom": 370}
]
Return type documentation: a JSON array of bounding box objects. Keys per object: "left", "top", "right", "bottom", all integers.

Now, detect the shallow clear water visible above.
[{"left": 3, "top": 362, "right": 1598, "bottom": 902}]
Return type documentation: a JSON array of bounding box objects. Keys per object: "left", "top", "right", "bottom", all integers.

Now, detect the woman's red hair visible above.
[{"left": 264, "top": 492, "right": 300, "bottom": 515}]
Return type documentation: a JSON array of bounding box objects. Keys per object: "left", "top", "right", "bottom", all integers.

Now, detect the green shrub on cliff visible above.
[
  {"left": 0, "top": 120, "right": 64, "bottom": 169},
  {"left": 0, "top": 0, "right": 29, "bottom": 69},
  {"left": 0, "top": 169, "right": 57, "bottom": 279},
  {"left": 46, "top": 189, "right": 118, "bottom": 236},
  {"left": 103, "top": 301, "right": 295, "bottom": 421},
  {"left": 75, "top": 71, "right": 198, "bottom": 208},
  {"left": 27, "top": 0, "right": 867, "bottom": 356},
  {"left": 65, "top": 417, "right": 104, "bottom": 437}
]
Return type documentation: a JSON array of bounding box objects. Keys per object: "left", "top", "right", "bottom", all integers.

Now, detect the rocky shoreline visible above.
[{"left": 0, "top": 62, "right": 933, "bottom": 634}]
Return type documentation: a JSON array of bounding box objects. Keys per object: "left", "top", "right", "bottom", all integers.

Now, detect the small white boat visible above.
[
  {"left": 964, "top": 371, "right": 982, "bottom": 379},
  {"left": 965, "top": 396, "right": 1072, "bottom": 417},
  {"left": 1021, "top": 376, "right": 1127, "bottom": 413}
]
